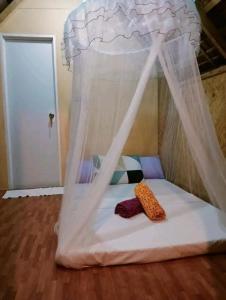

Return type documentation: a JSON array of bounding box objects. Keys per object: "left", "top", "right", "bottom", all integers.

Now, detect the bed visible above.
[{"left": 56, "top": 179, "right": 226, "bottom": 268}]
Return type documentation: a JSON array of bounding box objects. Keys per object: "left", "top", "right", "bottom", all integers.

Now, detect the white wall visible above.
[{"left": 0, "top": 0, "right": 159, "bottom": 188}]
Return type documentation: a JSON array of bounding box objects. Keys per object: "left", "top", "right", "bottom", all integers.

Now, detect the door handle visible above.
[{"left": 49, "top": 113, "right": 55, "bottom": 128}]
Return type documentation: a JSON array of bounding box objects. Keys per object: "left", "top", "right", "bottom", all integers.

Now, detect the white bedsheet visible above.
[{"left": 56, "top": 179, "right": 226, "bottom": 268}]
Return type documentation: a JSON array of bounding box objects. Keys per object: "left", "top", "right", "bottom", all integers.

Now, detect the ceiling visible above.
[
  {"left": 197, "top": 0, "right": 226, "bottom": 74},
  {"left": 0, "top": 0, "right": 13, "bottom": 13},
  {"left": 1, "top": 0, "right": 226, "bottom": 74}
]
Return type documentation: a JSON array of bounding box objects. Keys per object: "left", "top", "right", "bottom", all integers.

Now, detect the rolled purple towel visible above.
[{"left": 115, "top": 197, "right": 144, "bottom": 218}]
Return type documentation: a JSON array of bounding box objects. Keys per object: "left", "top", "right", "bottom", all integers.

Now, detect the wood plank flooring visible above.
[
  {"left": 0, "top": 195, "right": 226, "bottom": 300},
  {"left": 0, "top": 190, "right": 5, "bottom": 198}
]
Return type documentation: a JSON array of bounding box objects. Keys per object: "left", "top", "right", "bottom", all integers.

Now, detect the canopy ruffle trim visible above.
[{"left": 63, "top": 0, "right": 201, "bottom": 67}]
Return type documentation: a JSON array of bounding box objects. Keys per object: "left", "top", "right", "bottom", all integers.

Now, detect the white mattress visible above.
[{"left": 56, "top": 179, "right": 226, "bottom": 268}]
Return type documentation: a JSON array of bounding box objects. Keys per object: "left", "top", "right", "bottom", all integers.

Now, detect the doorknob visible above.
[{"left": 49, "top": 113, "right": 55, "bottom": 128}]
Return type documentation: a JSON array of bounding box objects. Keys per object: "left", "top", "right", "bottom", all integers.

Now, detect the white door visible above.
[{"left": 2, "top": 35, "right": 61, "bottom": 189}]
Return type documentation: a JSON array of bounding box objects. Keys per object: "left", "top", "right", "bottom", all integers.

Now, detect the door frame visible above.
[{"left": 0, "top": 33, "right": 62, "bottom": 189}]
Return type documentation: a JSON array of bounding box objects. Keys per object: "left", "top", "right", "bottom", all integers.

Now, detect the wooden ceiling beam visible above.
[
  {"left": 206, "top": 47, "right": 216, "bottom": 53},
  {"left": 0, "top": 1, "right": 8, "bottom": 13},
  {"left": 201, "top": 64, "right": 226, "bottom": 79},
  {"left": 204, "top": 0, "right": 221, "bottom": 13},
  {"left": 0, "top": 0, "right": 22, "bottom": 23},
  {"left": 200, "top": 46, "right": 215, "bottom": 65},
  {"left": 196, "top": 0, "right": 226, "bottom": 59},
  {"left": 198, "top": 60, "right": 211, "bottom": 67}
]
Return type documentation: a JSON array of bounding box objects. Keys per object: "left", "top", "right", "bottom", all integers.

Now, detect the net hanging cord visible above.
[{"left": 66, "top": 34, "right": 165, "bottom": 249}]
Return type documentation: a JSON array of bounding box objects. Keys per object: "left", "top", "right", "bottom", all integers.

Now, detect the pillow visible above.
[
  {"left": 78, "top": 160, "right": 93, "bottom": 183},
  {"left": 114, "top": 197, "right": 144, "bottom": 218},
  {"left": 140, "top": 156, "right": 165, "bottom": 179},
  {"left": 93, "top": 155, "right": 144, "bottom": 185},
  {"left": 135, "top": 182, "right": 166, "bottom": 221}
]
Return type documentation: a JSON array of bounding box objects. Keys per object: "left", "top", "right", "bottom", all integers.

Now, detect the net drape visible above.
[
  {"left": 56, "top": 0, "right": 226, "bottom": 268},
  {"left": 58, "top": 38, "right": 162, "bottom": 260},
  {"left": 159, "top": 37, "right": 226, "bottom": 211}
]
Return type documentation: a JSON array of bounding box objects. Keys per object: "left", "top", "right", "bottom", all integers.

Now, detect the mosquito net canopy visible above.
[{"left": 56, "top": 0, "right": 226, "bottom": 268}]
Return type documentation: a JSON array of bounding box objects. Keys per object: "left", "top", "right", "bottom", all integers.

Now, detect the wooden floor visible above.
[{"left": 0, "top": 195, "right": 226, "bottom": 300}]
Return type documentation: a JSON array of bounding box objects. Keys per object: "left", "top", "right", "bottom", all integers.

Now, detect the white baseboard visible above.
[{"left": 3, "top": 187, "right": 64, "bottom": 199}]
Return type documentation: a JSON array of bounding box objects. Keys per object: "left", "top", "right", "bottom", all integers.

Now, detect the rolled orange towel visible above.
[{"left": 134, "top": 182, "right": 166, "bottom": 221}]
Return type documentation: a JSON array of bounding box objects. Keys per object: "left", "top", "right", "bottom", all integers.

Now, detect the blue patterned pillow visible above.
[{"left": 93, "top": 155, "right": 144, "bottom": 185}]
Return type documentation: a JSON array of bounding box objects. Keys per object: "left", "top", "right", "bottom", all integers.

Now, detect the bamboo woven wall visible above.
[
  {"left": 159, "top": 71, "right": 226, "bottom": 202},
  {"left": 203, "top": 73, "right": 226, "bottom": 156}
]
